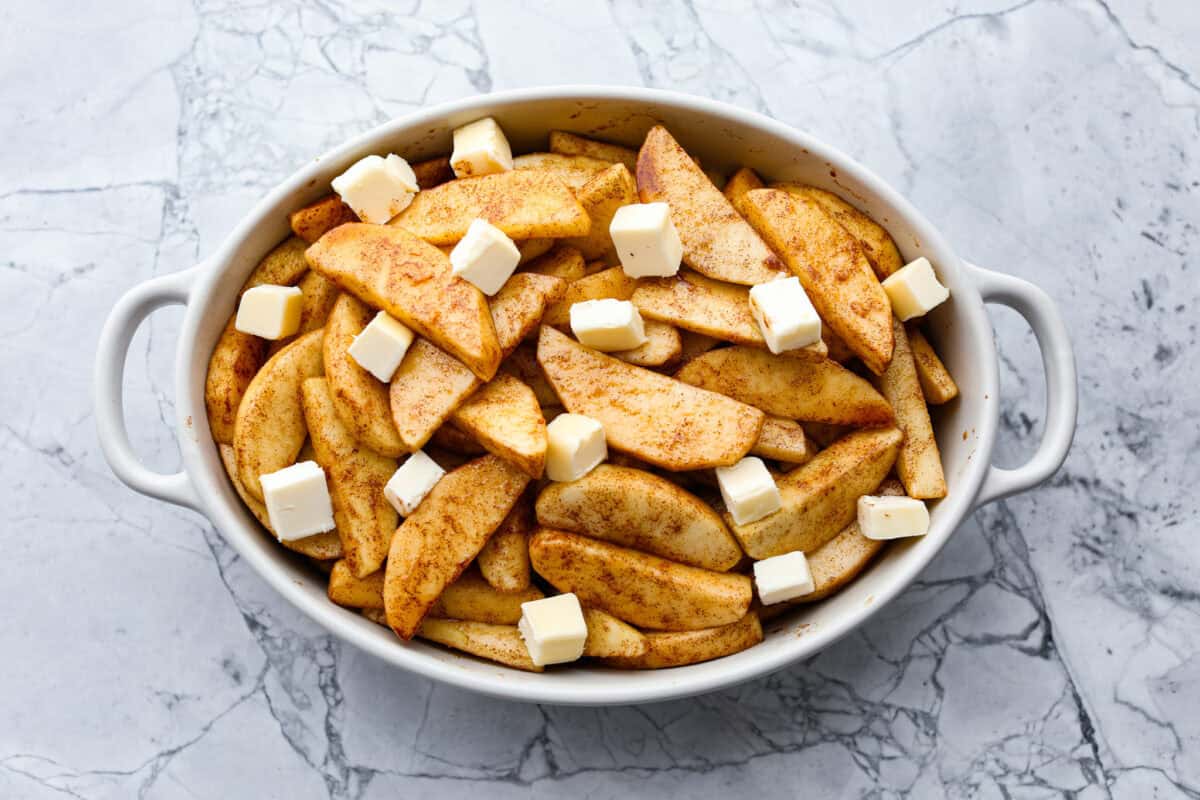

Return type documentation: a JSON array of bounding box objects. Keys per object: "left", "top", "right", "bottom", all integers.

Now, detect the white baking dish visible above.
[{"left": 94, "top": 87, "right": 1076, "bottom": 705}]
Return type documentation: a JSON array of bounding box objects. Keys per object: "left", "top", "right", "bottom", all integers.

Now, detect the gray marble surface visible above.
[{"left": 2, "top": 0, "right": 1197, "bottom": 797}]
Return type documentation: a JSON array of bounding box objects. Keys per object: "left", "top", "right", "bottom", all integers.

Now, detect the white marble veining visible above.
[{"left": 1, "top": 1, "right": 1197, "bottom": 797}]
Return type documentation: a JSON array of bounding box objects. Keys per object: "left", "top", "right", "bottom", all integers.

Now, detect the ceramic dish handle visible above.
[
  {"left": 966, "top": 262, "right": 1077, "bottom": 507},
  {"left": 94, "top": 266, "right": 204, "bottom": 511}
]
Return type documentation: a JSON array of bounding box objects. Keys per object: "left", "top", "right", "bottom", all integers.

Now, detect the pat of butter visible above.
[
  {"left": 235, "top": 285, "right": 303, "bottom": 340},
  {"left": 753, "top": 551, "right": 815, "bottom": 605},
  {"left": 609, "top": 202, "right": 683, "bottom": 278},
  {"left": 450, "top": 117, "right": 513, "bottom": 178},
  {"left": 569, "top": 298, "right": 647, "bottom": 351},
  {"left": 518, "top": 592, "right": 588, "bottom": 667},
  {"left": 450, "top": 218, "right": 521, "bottom": 296},
  {"left": 384, "top": 450, "right": 446, "bottom": 516},
  {"left": 857, "top": 494, "right": 930, "bottom": 540},
  {"left": 259, "top": 461, "right": 336, "bottom": 542},
  {"left": 545, "top": 413, "right": 607, "bottom": 482},
  {"left": 748, "top": 276, "right": 822, "bottom": 354},
  {"left": 348, "top": 310, "right": 414, "bottom": 383},
  {"left": 881, "top": 257, "right": 949, "bottom": 321},
  {"left": 331, "top": 154, "right": 418, "bottom": 224},
  {"left": 716, "top": 457, "right": 781, "bottom": 526}
]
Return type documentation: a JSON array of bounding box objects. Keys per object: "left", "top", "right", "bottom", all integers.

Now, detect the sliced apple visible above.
[
  {"left": 388, "top": 340, "right": 481, "bottom": 451},
  {"left": 529, "top": 528, "right": 752, "bottom": 631},
  {"left": 301, "top": 377, "right": 398, "bottom": 577},
  {"left": 636, "top": 125, "right": 783, "bottom": 285},
  {"left": 327, "top": 560, "right": 384, "bottom": 609},
  {"left": 724, "top": 427, "right": 902, "bottom": 559},
  {"left": 907, "top": 326, "right": 959, "bottom": 404},
  {"left": 289, "top": 194, "right": 357, "bottom": 243},
  {"left": 233, "top": 328, "right": 324, "bottom": 501},
  {"left": 875, "top": 319, "right": 947, "bottom": 499},
  {"left": 513, "top": 152, "right": 611, "bottom": 189},
  {"left": 384, "top": 455, "right": 530, "bottom": 639},
  {"left": 722, "top": 166, "right": 764, "bottom": 216},
  {"left": 549, "top": 130, "right": 638, "bottom": 171},
  {"left": 206, "top": 317, "right": 266, "bottom": 444},
  {"left": 220, "top": 443, "right": 342, "bottom": 560},
  {"left": 535, "top": 464, "right": 742, "bottom": 570},
  {"left": 773, "top": 183, "right": 904, "bottom": 278},
  {"left": 324, "top": 293, "right": 406, "bottom": 457},
  {"left": 537, "top": 326, "right": 764, "bottom": 471},
  {"left": 477, "top": 499, "right": 533, "bottom": 593},
  {"left": 416, "top": 619, "right": 542, "bottom": 672},
  {"left": 427, "top": 570, "right": 544, "bottom": 624},
  {"left": 612, "top": 320, "right": 681, "bottom": 367},
  {"left": 388, "top": 275, "right": 563, "bottom": 452},
  {"left": 602, "top": 613, "right": 762, "bottom": 669},
  {"left": 450, "top": 372, "right": 547, "bottom": 478},
  {"left": 740, "top": 188, "right": 893, "bottom": 374},
  {"left": 583, "top": 608, "right": 648, "bottom": 659},
  {"left": 675, "top": 346, "right": 894, "bottom": 427},
  {"left": 500, "top": 342, "right": 559, "bottom": 408},
  {"left": 522, "top": 244, "right": 586, "bottom": 281},
  {"left": 543, "top": 266, "right": 637, "bottom": 327},
  {"left": 564, "top": 163, "right": 638, "bottom": 260},
  {"left": 488, "top": 272, "right": 567, "bottom": 352},
  {"left": 306, "top": 223, "right": 501, "bottom": 380},
  {"left": 751, "top": 416, "right": 814, "bottom": 465},
  {"left": 391, "top": 170, "right": 590, "bottom": 245}
]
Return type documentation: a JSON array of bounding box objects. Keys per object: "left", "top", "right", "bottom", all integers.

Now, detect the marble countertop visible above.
[{"left": 2, "top": 1, "right": 1197, "bottom": 797}]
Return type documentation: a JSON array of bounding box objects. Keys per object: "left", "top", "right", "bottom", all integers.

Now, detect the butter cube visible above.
[
  {"left": 881, "top": 257, "right": 949, "bottom": 321},
  {"left": 857, "top": 494, "right": 930, "bottom": 539},
  {"left": 450, "top": 117, "right": 513, "bottom": 178},
  {"left": 748, "top": 276, "right": 822, "bottom": 354},
  {"left": 259, "top": 461, "right": 336, "bottom": 542},
  {"left": 384, "top": 450, "right": 446, "bottom": 516},
  {"left": 753, "top": 551, "right": 815, "bottom": 605},
  {"left": 348, "top": 311, "right": 414, "bottom": 383},
  {"left": 450, "top": 219, "right": 521, "bottom": 296},
  {"left": 716, "top": 457, "right": 781, "bottom": 525},
  {"left": 235, "top": 285, "right": 303, "bottom": 340},
  {"left": 569, "top": 298, "right": 647, "bottom": 351},
  {"left": 545, "top": 413, "right": 607, "bottom": 482},
  {"left": 331, "top": 154, "right": 419, "bottom": 224},
  {"left": 518, "top": 593, "right": 588, "bottom": 666},
  {"left": 609, "top": 202, "right": 683, "bottom": 278}
]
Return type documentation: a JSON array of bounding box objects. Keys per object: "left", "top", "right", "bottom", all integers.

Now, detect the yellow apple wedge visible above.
[
  {"left": 636, "top": 125, "right": 783, "bottom": 285},
  {"left": 306, "top": 223, "right": 501, "bottom": 380},
  {"left": 537, "top": 326, "right": 764, "bottom": 471},
  {"left": 740, "top": 188, "right": 893, "bottom": 374},
  {"left": 534, "top": 464, "right": 742, "bottom": 570},
  {"left": 724, "top": 426, "right": 902, "bottom": 559},
  {"left": 384, "top": 455, "right": 530, "bottom": 639},
  {"left": 529, "top": 528, "right": 752, "bottom": 631}
]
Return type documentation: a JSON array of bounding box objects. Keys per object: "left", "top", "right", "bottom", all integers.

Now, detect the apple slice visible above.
[
  {"left": 232, "top": 328, "right": 324, "bottom": 502},
  {"left": 384, "top": 455, "right": 530, "bottom": 639},
  {"left": 537, "top": 326, "right": 764, "bottom": 471},
  {"left": 450, "top": 372, "right": 547, "bottom": 478},
  {"left": 391, "top": 169, "right": 590, "bottom": 244},
  {"left": 324, "top": 294, "right": 405, "bottom": 457},
  {"left": 636, "top": 125, "right": 783, "bottom": 285},
  {"left": 724, "top": 427, "right": 902, "bottom": 559},
  {"left": 301, "top": 377, "right": 398, "bottom": 577},
  {"left": 529, "top": 528, "right": 752, "bottom": 631},
  {"left": 740, "top": 188, "right": 893, "bottom": 374},
  {"left": 535, "top": 464, "right": 742, "bottom": 570},
  {"left": 306, "top": 223, "right": 501, "bottom": 380},
  {"left": 602, "top": 613, "right": 762, "bottom": 669},
  {"left": 675, "top": 346, "right": 894, "bottom": 427}
]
